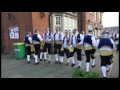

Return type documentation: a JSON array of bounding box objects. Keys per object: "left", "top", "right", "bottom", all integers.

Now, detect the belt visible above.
[
  {"left": 40, "top": 42, "right": 45, "bottom": 49},
  {"left": 33, "top": 41, "right": 40, "bottom": 44},
  {"left": 68, "top": 45, "right": 74, "bottom": 52},
  {"left": 76, "top": 45, "right": 82, "bottom": 50},
  {"left": 46, "top": 41, "right": 52, "bottom": 43},
  {"left": 25, "top": 44, "right": 31, "bottom": 46},
  {"left": 60, "top": 47, "right": 64, "bottom": 51},
  {"left": 30, "top": 45, "right": 35, "bottom": 52},
  {"left": 55, "top": 40, "right": 61, "bottom": 44},
  {"left": 84, "top": 46, "right": 94, "bottom": 50},
  {"left": 99, "top": 50, "right": 113, "bottom": 56}
]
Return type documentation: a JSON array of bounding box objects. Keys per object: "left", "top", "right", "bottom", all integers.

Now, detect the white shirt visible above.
[
  {"left": 28, "top": 37, "right": 32, "bottom": 43},
  {"left": 24, "top": 35, "right": 32, "bottom": 43},
  {"left": 96, "top": 37, "right": 116, "bottom": 51},
  {"left": 113, "top": 33, "right": 119, "bottom": 44},
  {"left": 78, "top": 33, "right": 84, "bottom": 45},
  {"left": 54, "top": 32, "right": 63, "bottom": 41},
  {"left": 71, "top": 34, "right": 77, "bottom": 47},
  {"left": 36, "top": 33, "right": 43, "bottom": 41},
  {"left": 43, "top": 31, "right": 53, "bottom": 42},
  {"left": 113, "top": 33, "right": 119, "bottom": 38},
  {"left": 84, "top": 34, "right": 96, "bottom": 48},
  {"left": 63, "top": 36, "right": 70, "bottom": 48}
]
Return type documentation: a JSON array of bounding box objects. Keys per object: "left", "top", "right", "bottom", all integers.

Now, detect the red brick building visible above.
[
  {"left": 78, "top": 12, "right": 103, "bottom": 36},
  {"left": 1, "top": 12, "right": 103, "bottom": 53},
  {"left": 1, "top": 12, "right": 49, "bottom": 53}
]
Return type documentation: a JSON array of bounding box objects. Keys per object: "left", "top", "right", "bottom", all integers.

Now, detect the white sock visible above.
[
  {"left": 40, "top": 52, "right": 43, "bottom": 59},
  {"left": 92, "top": 59, "right": 95, "bottom": 66},
  {"left": 48, "top": 54, "right": 51, "bottom": 61},
  {"left": 60, "top": 56, "right": 63, "bottom": 63},
  {"left": 27, "top": 55, "right": 30, "bottom": 61},
  {"left": 55, "top": 54, "right": 58, "bottom": 61},
  {"left": 32, "top": 54, "right": 35, "bottom": 58},
  {"left": 67, "top": 58, "right": 70, "bottom": 63},
  {"left": 101, "top": 66, "right": 106, "bottom": 77},
  {"left": 107, "top": 65, "right": 110, "bottom": 71},
  {"left": 44, "top": 52, "right": 47, "bottom": 60},
  {"left": 86, "top": 63, "right": 90, "bottom": 72},
  {"left": 78, "top": 61, "right": 82, "bottom": 67},
  {"left": 35, "top": 55, "right": 38, "bottom": 63},
  {"left": 71, "top": 57, "right": 75, "bottom": 64}
]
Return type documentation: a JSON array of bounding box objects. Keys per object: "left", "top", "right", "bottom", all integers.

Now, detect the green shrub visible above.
[{"left": 72, "top": 69, "right": 99, "bottom": 78}]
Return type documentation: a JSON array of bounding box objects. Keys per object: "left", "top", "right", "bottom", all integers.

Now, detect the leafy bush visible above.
[{"left": 72, "top": 69, "right": 99, "bottom": 78}]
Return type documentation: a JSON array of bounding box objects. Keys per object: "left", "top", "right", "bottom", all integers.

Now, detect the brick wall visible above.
[
  {"left": 85, "top": 12, "right": 94, "bottom": 34},
  {"left": 32, "top": 12, "right": 49, "bottom": 35},
  {"left": 1, "top": 12, "right": 33, "bottom": 53},
  {"left": 78, "top": 12, "right": 103, "bottom": 35}
]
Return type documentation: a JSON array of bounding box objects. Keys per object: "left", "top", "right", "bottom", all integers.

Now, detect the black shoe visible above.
[
  {"left": 103, "top": 77, "right": 106, "bottom": 78},
  {"left": 55, "top": 61, "right": 58, "bottom": 64},
  {"left": 44, "top": 59, "right": 47, "bottom": 62},
  {"left": 66, "top": 63, "right": 69, "bottom": 66},
  {"left": 92, "top": 65, "right": 96, "bottom": 68},
  {"left": 27, "top": 61, "right": 30, "bottom": 64},
  {"left": 40, "top": 59, "right": 43, "bottom": 61},
  {"left": 71, "top": 63, "right": 75, "bottom": 67},
  {"left": 48, "top": 61, "right": 50, "bottom": 64},
  {"left": 82, "top": 54, "right": 85, "bottom": 56},
  {"left": 58, "top": 61, "right": 61, "bottom": 64},
  {"left": 78, "top": 66, "right": 81, "bottom": 68},
  {"left": 35, "top": 62, "right": 39, "bottom": 65},
  {"left": 33, "top": 58, "right": 35, "bottom": 59},
  {"left": 107, "top": 68, "right": 110, "bottom": 72},
  {"left": 86, "top": 71, "right": 89, "bottom": 73},
  {"left": 61, "top": 62, "right": 63, "bottom": 64}
]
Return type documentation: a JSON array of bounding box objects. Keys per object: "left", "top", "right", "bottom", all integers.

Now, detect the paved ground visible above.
[{"left": 1, "top": 50, "right": 119, "bottom": 78}]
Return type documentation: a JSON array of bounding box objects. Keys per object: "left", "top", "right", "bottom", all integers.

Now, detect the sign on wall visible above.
[{"left": 9, "top": 26, "right": 19, "bottom": 39}]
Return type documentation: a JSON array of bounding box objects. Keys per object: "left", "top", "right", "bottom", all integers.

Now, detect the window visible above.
[{"left": 55, "top": 16, "right": 61, "bottom": 25}]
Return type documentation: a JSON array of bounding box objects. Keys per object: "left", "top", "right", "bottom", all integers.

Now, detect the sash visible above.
[
  {"left": 84, "top": 45, "right": 94, "bottom": 50},
  {"left": 30, "top": 44, "right": 35, "bottom": 52},
  {"left": 40, "top": 41, "right": 45, "bottom": 49},
  {"left": 33, "top": 40, "right": 40, "bottom": 44},
  {"left": 99, "top": 50, "right": 113, "bottom": 56},
  {"left": 25, "top": 43, "right": 31, "bottom": 46},
  {"left": 55, "top": 40, "right": 61, "bottom": 44}
]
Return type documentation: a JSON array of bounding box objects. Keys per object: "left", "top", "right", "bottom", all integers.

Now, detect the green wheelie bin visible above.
[{"left": 13, "top": 43, "right": 25, "bottom": 59}]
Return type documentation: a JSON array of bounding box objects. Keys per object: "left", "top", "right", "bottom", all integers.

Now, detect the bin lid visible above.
[{"left": 13, "top": 43, "right": 25, "bottom": 45}]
